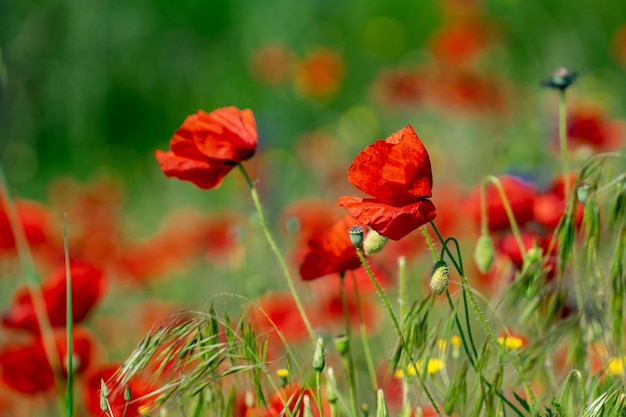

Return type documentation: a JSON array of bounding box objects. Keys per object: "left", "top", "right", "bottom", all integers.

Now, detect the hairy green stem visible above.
[
  {"left": 237, "top": 164, "right": 316, "bottom": 344},
  {"left": 339, "top": 275, "right": 360, "bottom": 417},
  {"left": 355, "top": 248, "right": 441, "bottom": 416},
  {"left": 315, "top": 371, "right": 325, "bottom": 417},
  {"left": 349, "top": 271, "right": 378, "bottom": 393}
]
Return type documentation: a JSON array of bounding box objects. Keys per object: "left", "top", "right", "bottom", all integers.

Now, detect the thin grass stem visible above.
[{"left": 64, "top": 215, "right": 74, "bottom": 417}]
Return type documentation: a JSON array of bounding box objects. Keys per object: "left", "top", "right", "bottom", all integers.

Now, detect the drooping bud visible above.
[
  {"left": 474, "top": 235, "right": 495, "bottom": 273},
  {"left": 376, "top": 389, "right": 389, "bottom": 417},
  {"left": 363, "top": 229, "right": 388, "bottom": 255},
  {"left": 334, "top": 334, "right": 350, "bottom": 356},
  {"left": 429, "top": 261, "right": 450, "bottom": 296},
  {"left": 348, "top": 225, "right": 365, "bottom": 248},
  {"left": 312, "top": 337, "right": 325, "bottom": 372}
]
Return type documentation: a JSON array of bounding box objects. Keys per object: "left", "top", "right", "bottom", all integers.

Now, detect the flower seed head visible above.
[
  {"left": 334, "top": 334, "right": 350, "bottom": 356},
  {"left": 541, "top": 67, "right": 578, "bottom": 91},
  {"left": 348, "top": 225, "right": 365, "bottom": 248}
]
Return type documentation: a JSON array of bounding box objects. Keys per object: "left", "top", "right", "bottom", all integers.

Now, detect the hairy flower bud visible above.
[
  {"left": 429, "top": 261, "right": 450, "bottom": 296},
  {"left": 312, "top": 337, "right": 325, "bottom": 372},
  {"left": 474, "top": 235, "right": 495, "bottom": 273},
  {"left": 348, "top": 225, "right": 365, "bottom": 248},
  {"left": 363, "top": 229, "right": 389, "bottom": 255}
]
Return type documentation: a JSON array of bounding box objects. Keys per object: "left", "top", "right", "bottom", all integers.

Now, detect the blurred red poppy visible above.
[
  {"left": 295, "top": 48, "right": 345, "bottom": 99},
  {"left": 337, "top": 125, "right": 437, "bottom": 240},
  {"left": 465, "top": 175, "right": 536, "bottom": 232},
  {"left": 155, "top": 106, "right": 258, "bottom": 190},
  {"left": 533, "top": 172, "right": 583, "bottom": 229},
  {"left": 0, "top": 327, "right": 96, "bottom": 394},
  {"left": 0, "top": 198, "right": 55, "bottom": 252},
  {"left": 299, "top": 215, "right": 365, "bottom": 280},
  {"left": 373, "top": 67, "right": 426, "bottom": 108},
  {"left": 2, "top": 260, "right": 106, "bottom": 333},
  {"left": 83, "top": 363, "right": 160, "bottom": 417}
]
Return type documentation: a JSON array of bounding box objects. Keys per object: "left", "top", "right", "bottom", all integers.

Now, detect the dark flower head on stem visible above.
[{"left": 541, "top": 67, "right": 578, "bottom": 91}]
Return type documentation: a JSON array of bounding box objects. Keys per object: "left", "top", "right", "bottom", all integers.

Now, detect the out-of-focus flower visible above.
[
  {"left": 372, "top": 67, "right": 427, "bottom": 108},
  {"left": 155, "top": 107, "right": 258, "bottom": 190},
  {"left": 245, "top": 384, "right": 323, "bottom": 417},
  {"left": 2, "top": 261, "right": 106, "bottom": 333},
  {"left": 429, "top": 70, "right": 510, "bottom": 115},
  {"left": 338, "top": 125, "right": 437, "bottom": 241},
  {"left": 0, "top": 327, "right": 96, "bottom": 394},
  {"left": 294, "top": 48, "right": 345, "bottom": 99},
  {"left": 428, "top": 21, "right": 493, "bottom": 67},
  {"left": 0, "top": 198, "right": 56, "bottom": 253},
  {"left": 533, "top": 172, "right": 584, "bottom": 229},
  {"left": 498, "top": 231, "right": 547, "bottom": 268},
  {"left": 497, "top": 330, "right": 527, "bottom": 350},
  {"left": 83, "top": 363, "right": 160, "bottom": 417},
  {"left": 248, "top": 291, "right": 313, "bottom": 348},
  {"left": 299, "top": 216, "right": 366, "bottom": 280},
  {"left": 465, "top": 175, "right": 537, "bottom": 232},
  {"left": 281, "top": 199, "right": 344, "bottom": 245},
  {"left": 314, "top": 290, "right": 382, "bottom": 333},
  {"left": 250, "top": 43, "right": 294, "bottom": 85},
  {"left": 562, "top": 104, "right": 625, "bottom": 154}
]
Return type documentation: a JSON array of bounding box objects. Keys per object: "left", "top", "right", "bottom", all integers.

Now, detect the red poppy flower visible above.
[
  {"left": 2, "top": 260, "right": 106, "bottom": 333},
  {"left": 465, "top": 175, "right": 536, "bottom": 232},
  {"left": 83, "top": 363, "right": 160, "bottom": 417},
  {"left": 337, "top": 125, "right": 437, "bottom": 241},
  {"left": 0, "top": 198, "right": 55, "bottom": 252},
  {"left": 0, "top": 327, "right": 96, "bottom": 394},
  {"left": 533, "top": 172, "right": 584, "bottom": 229},
  {"left": 155, "top": 106, "right": 258, "bottom": 190},
  {"left": 299, "top": 215, "right": 366, "bottom": 280}
]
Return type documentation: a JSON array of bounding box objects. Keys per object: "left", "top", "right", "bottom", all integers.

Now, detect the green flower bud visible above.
[
  {"left": 312, "top": 337, "right": 325, "bottom": 372},
  {"left": 474, "top": 235, "right": 495, "bottom": 273},
  {"left": 429, "top": 261, "right": 449, "bottom": 296},
  {"left": 326, "top": 367, "right": 338, "bottom": 404},
  {"left": 363, "top": 229, "right": 389, "bottom": 255},
  {"left": 376, "top": 389, "right": 389, "bottom": 417},
  {"left": 334, "top": 334, "right": 350, "bottom": 356}
]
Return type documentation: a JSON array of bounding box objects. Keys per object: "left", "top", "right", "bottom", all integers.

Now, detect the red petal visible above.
[
  {"left": 347, "top": 125, "right": 433, "bottom": 206},
  {"left": 190, "top": 107, "right": 258, "bottom": 163},
  {"left": 337, "top": 197, "right": 437, "bottom": 241},
  {"left": 155, "top": 150, "right": 231, "bottom": 190}
]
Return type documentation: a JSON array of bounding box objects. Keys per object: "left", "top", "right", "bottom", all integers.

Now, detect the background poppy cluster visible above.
[{"left": 1, "top": 0, "right": 626, "bottom": 416}]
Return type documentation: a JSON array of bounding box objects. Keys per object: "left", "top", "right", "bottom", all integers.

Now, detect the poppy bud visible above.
[
  {"left": 363, "top": 229, "right": 389, "bottom": 255},
  {"left": 334, "top": 334, "right": 350, "bottom": 356},
  {"left": 326, "top": 367, "right": 338, "bottom": 404},
  {"left": 474, "top": 235, "right": 495, "bottom": 273},
  {"left": 124, "top": 385, "right": 132, "bottom": 402},
  {"left": 376, "top": 389, "right": 389, "bottom": 417},
  {"left": 576, "top": 181, "right": 592, "bottom": 206},
  {"left": 429, "top": 261, "right": 450, "bottom": 296},
  {"left": 348, "top": 225, "right": 365, "bottom": 248},
  {"left": 312, "top": 337, "right": 325, "bottom": 372}
]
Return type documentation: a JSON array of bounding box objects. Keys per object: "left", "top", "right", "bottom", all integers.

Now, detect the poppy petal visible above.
[
  {"left": 155, "top": 150, "right": 231, "bottom": 190},
  {"left": 338, "top": 197, "right": 437, "bottom": 241}
]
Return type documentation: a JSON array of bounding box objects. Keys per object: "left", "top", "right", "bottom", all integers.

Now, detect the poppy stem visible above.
[
  {"left": 0, "top": 162, "right": 65, "bottom": 408},
  {"left": 338, "top": 275, "right": 360, "bottom": 417},
  {"left": 559, "top": 89, "right": 571, "bottom": 199},
  {"left": 236, "top": 163, "right": 316, "bottom": 344},
  {"left": 64, "top": 215, "right": 75, "bottom": 417},
  {"left": 481, "top": 176, "right": 527, "bottom": 259},
  {"left": 429, "top": 221, "right": 538, "bottom": 412},
  {"left": 354, "top": 247, "right": 442, "bottom": 416}
]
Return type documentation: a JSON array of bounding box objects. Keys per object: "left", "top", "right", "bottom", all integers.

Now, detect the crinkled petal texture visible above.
[
  {"left": 338, "top": 125, "right": 436, "bottom": 240},
  {"left": 347, "top": 125, "right": 433, "bottom": 206},
  {"left": 337, "top": 197, "right": 436, "bottom": 241},
  {"left": 299, "top": 216, "right": 364, "bottom": 280},
  {"left": 155, "top": 106, "right": 258, "bottom": 190}
]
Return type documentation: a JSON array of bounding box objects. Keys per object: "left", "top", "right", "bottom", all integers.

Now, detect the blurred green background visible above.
[{"left": 1, "top": 0, "right": 625, "bottom": 212}]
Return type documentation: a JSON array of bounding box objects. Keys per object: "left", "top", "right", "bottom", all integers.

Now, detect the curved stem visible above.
[
  {"left": 237, "top": 164, "right": 316, "bottom": 344},
  {"left": 355, "top": 248, "right": 441, "bottom": 416},
  {"left": 482, "top": 176, "right": 527, "bottom": 259}
]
